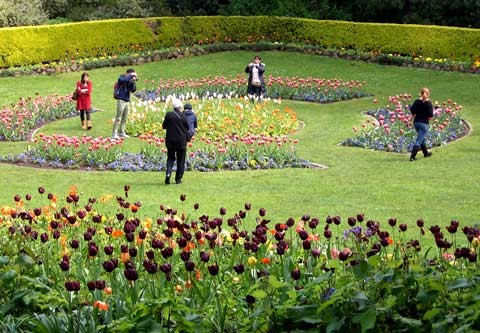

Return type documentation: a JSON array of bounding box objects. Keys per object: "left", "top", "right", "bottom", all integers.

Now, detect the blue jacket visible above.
[
  {"left": 184, "top": 109, "right": 197, "bottom": 138},
  {"left": 116, "top": 74, "right": 137, "bottom": 102}
]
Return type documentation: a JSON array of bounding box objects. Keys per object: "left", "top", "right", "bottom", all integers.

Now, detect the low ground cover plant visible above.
[
  {"left": 342, "top": 94, "right": 466, "bottom": 152},
  {"left": 1, "top": 186, "right": 479, "bottom": 332}
]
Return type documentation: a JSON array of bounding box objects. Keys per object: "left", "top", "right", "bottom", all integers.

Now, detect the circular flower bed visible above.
[{"left": 341, "top": 94, "right": 468, "bottom": 152}]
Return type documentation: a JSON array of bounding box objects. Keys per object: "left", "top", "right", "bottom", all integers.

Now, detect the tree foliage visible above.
[{"left": 0, "top": 0, "right": 478, "bottom": 28}]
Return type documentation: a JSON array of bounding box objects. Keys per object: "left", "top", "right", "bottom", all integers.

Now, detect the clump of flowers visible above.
[
  {"left": 342, "top": 94, "right": 466, "bottom": 152},
  {"left": 0, "top": 94, "right": 75, "bottom": 141}
]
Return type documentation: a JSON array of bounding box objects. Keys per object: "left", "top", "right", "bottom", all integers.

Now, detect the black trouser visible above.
[
  {"left": 166, "top": 147, "right": 186, "bottom": 182},
  {"left": 80, "top": 110, "right": 91, "bottom": 121}
]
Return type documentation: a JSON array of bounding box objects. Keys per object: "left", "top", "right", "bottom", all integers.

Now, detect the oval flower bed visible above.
[
  {"left": 135, "top": 74, "right": 370, "bottom": 103},
  {"left": 0, "top": 98, "right": 309, "bottom": 171},
  {"left": 342, "top": 94, "right": 467, "bottom": 152},
  {"left": 0, "top": 185, "right": 479, "bottom": 332}
]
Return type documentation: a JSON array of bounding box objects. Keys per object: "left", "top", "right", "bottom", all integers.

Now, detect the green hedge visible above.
[{"left": 0, "top": 16, "right": 478, "bottom": 68}]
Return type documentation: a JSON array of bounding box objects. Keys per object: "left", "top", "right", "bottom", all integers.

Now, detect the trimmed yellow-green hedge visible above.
[{"left": 0, "top": 16, "right": 478, "bottom": 68}]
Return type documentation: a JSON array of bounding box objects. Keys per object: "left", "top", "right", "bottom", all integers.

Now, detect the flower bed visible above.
[
  {"left": 135, "top": 74, "right": 370, "bottom": 104},
  {"left": 0, "top": 94, "right": 75, "bottom": 141},
  {"left": 0, "top": 186, "right": 479, "bottom": 332},
  {"left": 342, "top": 95, "right": 467, "bottom": 152}
]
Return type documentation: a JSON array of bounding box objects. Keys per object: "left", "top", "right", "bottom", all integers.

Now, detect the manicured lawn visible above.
[{"left": 0, "top": 50, "right": 479, "bottom": 244}]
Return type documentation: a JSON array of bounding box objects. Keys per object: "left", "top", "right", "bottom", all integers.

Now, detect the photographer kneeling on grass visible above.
[{"left": 112, "top": 68, "right": 137, "bottom": 139}]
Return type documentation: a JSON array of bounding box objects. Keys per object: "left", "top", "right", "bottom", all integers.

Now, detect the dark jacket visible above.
[
  {"left": 116, "top": 74, "right": 137, "bottom": 102},
  {"left": 162, "top": 109, "right": 189, "bottom": 149},
  {"left": 410, "top": 99, "right": 433, "bottom": 124},
  {"left": 184, "top": 109, "right": 197, "bottom": 139},
  {"left": 245, "top": 63, "right": 266, "bottom": 95}
]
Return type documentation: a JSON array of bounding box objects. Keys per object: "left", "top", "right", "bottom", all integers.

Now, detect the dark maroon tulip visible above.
[
  {"left": 219, "top": 207, "right": 227, "bottom": 215},
  {"left": 83, "top": 231, "right": 93, "bottom": 241},
  {"left": 161, "top": 247, "right": 174, "bottom": 258},
  {"left": 87, "top": 281, "right": 96, "bottom": 291},
  {"left": 116, "top": 213, "right": 125, "bottom": 221},
  {"left": 33, "top": 208, "right": 42, "bottom": 216},
  {"left": 8, "top": 226, "right": 15, "bottom": 235},
  {"left": 47, "top": 193, "right": 54, "bottom": 200},
  {"left": 121, "top": 244, "right": 128, "bottom": 253},
  {"left": 95, "top": 280, "right": 105, "bottom": 290},
  {"left": 200, "top": 251, "right": 211, "bottom": 262},
  {"left": 380, "top": 237, "right": 390, "bottom": 247},
  {"left": 53, "top": 230, "right": 61, "bottom": 239},
  {"left": 77, "top": 210, "right": 86, "bottom": 219},
  {"left": 104, "top": 245, "right": 114, "bottom": 255},
  {"left": 245, "top": 295, "right": 256, "bottom": 304},
  {"left": 348, "top": 217, "right": 356, "bottom": 227},
  {"left": 180, "top": 251, "right": 190, "bottom": 262},
  {"left": 468, "top": 252, "right": 477, "bottom": 262},
  {"left": 399, "top": 224, "right": 408, "bottom": 232},
  {"left": 30, "top": 231, "right": 38, "bottom": 240},
  {"left": 233, "top": 264, "right": 245, "bottom": 274},
  {"left": 160, "top": 263, "right": 172, "bottom": 274},
  {"left": 185, "top": 261, "right": 195, "bottom": 271},
  {"left": 103, "top": 260, "right": 115, "bottom": 272},
  {"left": 308, "top": 218, "right": 319, "bottom": 229},
  {"left": 180, "top": 194, "right": 186, "bottom": 202},
  {"left": 124, "top": 185, "right": 130, "bottom": 192},
  {"left": 164, "top": 228, "right": 174, "bottom": 238},
  {"left": 67, "top": 216, "right": 77, "bottom": 224},
  {"left": 298, "top": 229, "right": 309, "bottom": 240},
  {"left": 208, "top": 263, "right": 219, "bottom": 276},
  {"left": 50, "top": 221, "right": 59, "bottom": 229},
  {"left": 38, "top": 187, "right": 45, "bottom": 194},
  {"left": 259, "top": 208, "right": 266, "bottom": 217},
  {"left": 70, "top": 240, "right": 80, "bottom": 249},
  {"left": 324, "top": 229, "right": 332, "bottom": 239},
  {"left": 311, "top": 248, "right": 321, "bottom": 258},
  {"left": 124, "top": 268, "right": 138, "bottom": 281},
  {"left": 338, "top": 248, "right": 352, "bottom": 261},
  {"left": 104, "top": 226, "right": 113, "bottom": 234},
  {"left": 356, "top": 214, "right": 365, "bottom": 222},
  {"left": 152, "top": 239, "right": 164, "bottom": 249},
  {"left": 333, "top": 216, "right": 341, "bottom": 225},
  {"left": 325, "top": 215, "right": 333, "bottom": 224},
  {"left": 138, "top": 230, "right": 147, "bottom": 240},
  {"left": 40, "top": 233, "right": 49, "bottom": 243},
  {"left": 286, "top": 217, "right": 295, "bottom": 227},
  {"left": 59, "top": 260, "right": 70, "bottom": 271},
  {"left": 88, "top": 244, "right": 98, "bottom": 257},
  {"left": 244, "top": 203, "right": 251, "bottom": 211},
  {"left": 301, "top": 214, "right": 310, "bottom": 222},
  {"left": 24, "top": 225, "right": 31, "bottom": 234},
  {"left": 25, "top": 194, "right": 32, "bottom": 201},
  {"left": 302, "top": 239, "right": 311, "bottom": 250},
  {"left": 194, "top": 203, "right": 199, "bottom": 210},
  {"left": 291, "top": 268, "right": 301, "bottom": 280},
  {"left": 65, "top": 281, "right": 81, "bottom": 292},
  {"left": 129, "top": 248, "right": 137, "bottom": 257},
  {"left": 13, "top": 194, "right": 21, "bottom": 202},
  {"left": 388, "top": 218, "right": 397, "bottom": 227},
  {"left": 88, "top": 197, "right": 97, "bottom": 204},
  {"left": 416, "top": 219, "right": 425, "bottom": 228},
  {"left": 125, "top": 232, "right": 135, "bottom": 242}
]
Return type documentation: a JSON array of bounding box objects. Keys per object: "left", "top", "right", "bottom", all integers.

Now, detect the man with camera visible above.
[{"left": 112, "top": 68, "right": 137, "bottom": 139}]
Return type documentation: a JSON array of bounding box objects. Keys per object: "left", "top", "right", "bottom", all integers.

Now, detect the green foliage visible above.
[
  {"left": 1, "top": 16, "right": 478, "bottom": 69},
  {"left": 0, "top": 0, "right": 48, "bottom": 27}
]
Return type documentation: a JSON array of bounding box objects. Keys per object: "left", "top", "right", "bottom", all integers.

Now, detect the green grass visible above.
[{"left": 0, "top": 50, "right": 479, "bottom": 242}]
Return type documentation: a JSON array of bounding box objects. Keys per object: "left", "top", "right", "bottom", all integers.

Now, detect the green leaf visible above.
[
  {"left": 0, "top": 255, "right": 10, "bottom": 265},
  {"left": 423, "top": 309, "right": 441, "bottom": 321},
  {"left": 326, "top": 316, "right": 345, "bottom": 333},
  {"left": 268, "top": 274, "right": 285, "bottom": 289},
  {"left": 352, "top": 309, "right": 376, "bottom": 333},
  {"left": 17, "top": 253, "right": 36, "bottom": 266},
  {"left": 352, "top": 260, "right": 370, "bottom": 279},
  {"left": 251, "top": 289, "right": 268, "bottom": 299},
  {"left": 448, "top": 278, "right": 471, "bottom": 291},
  {"left": 1, "top": 269, "right": 17, "bottom": 281}
]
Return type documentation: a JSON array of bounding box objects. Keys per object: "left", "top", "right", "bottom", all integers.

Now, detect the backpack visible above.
[{"left": 113, "top": 81, "right": 123, "bottom": 99}]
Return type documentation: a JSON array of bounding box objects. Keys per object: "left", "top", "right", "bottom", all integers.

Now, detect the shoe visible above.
[
  {"left": 165, "top": 176, "right": 170, "bottom": 185},
  {"left": 87, "top": 120, "right": 92, "bottom": 130},
  {"left": 175, "top": 179, "right": 182, "bottom": 184},
  {"left": 82, "top": 121, "right": 87, "bottom": 130},
  {"left": 420, "top": 144, "right": 432, "bottom": 158},
  {"left": 112, "top": 134, "right": 119, "bottom": 139},
  {"left": 410, "top": 146, "right": 419, "bottom": 161},
  {"left": 120, "top": 133, "right": 130, "bottom": 138}
]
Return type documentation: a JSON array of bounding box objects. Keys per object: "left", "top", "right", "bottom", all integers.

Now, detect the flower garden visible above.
[
  {"left": 1, "top": 185, "right": 480, "bottom": 332},
  {"left": 0, "top": 50, "right": 478, "bottom": 332}
]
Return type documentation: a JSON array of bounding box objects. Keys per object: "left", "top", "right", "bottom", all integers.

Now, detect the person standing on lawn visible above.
[
  {"left": 409, "top": 87, "right": 434, "bottom": 161},
  {"left": 245, "top": 55, "right": 266, "bottom": 102},
  {"left": 162, "top": 99, "right": 189, "bottom": 185},
  {"left": 76, "top": 72, "right": 93, "bottom": 130},
  {"left": 112, "top": 68, "right": 137, "bottom": 139}
]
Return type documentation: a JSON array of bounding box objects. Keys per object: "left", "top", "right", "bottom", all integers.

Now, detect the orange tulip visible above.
[
  {"left": 93, "top": 300, "right": 109, "bottom": 311},
  {"left": 112, "top": 229, "right": 124, "bottom": 238},
  {"left": 261, "top": 257, "right": 271, "bottom": 264},
  {"left": 103, "top": 287, "right": 112, "bottom": 295},
  {"left": 120, "top": 252, "right": 130, "bottom": 263}
]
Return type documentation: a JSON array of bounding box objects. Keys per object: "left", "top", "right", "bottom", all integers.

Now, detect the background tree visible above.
[{"left": 0, "top": 0, "right": 48, "bottom": 27}]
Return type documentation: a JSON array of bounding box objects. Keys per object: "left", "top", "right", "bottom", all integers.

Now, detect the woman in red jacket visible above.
[{"left": 76, "top": 72, "right": 93, "bottom": 130}]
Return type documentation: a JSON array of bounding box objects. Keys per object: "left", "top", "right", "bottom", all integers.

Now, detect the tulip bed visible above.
[
  {"left": 1, "top": 185, "right": 479, "bottom": 332},
  {"left": 342, "top": 94, "right": 467, "bottom": 153}
]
